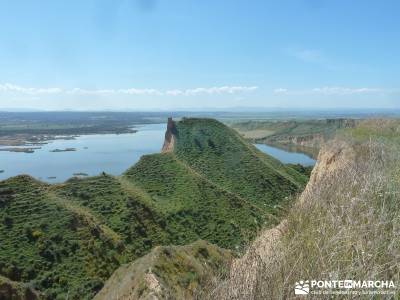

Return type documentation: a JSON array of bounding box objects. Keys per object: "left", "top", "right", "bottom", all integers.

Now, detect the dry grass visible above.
[{"left": 203, "top": 121, "right": 400, "bottom": 299}]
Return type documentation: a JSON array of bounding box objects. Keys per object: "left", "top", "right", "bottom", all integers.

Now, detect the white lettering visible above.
[
  {"left": 299, "top": 279, "right": 396, "bottom": 292},
  {"left": 311, "top": 280, "right": 318, "bottom": 288}
]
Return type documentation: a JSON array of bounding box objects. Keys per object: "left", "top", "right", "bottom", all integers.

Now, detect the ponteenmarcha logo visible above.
[
  {"left": 294, "top": 279, "right": 397, "bottom": 296},
  {"left": 295, "top": 280, "right": 310, "bottom": 295}
]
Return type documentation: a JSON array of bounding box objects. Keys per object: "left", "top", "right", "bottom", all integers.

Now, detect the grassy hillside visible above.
[
  {"left": 124, "top": 153, "right": 264, "bottom": 248},
  {"left": 173, "top": 118, "right": 307, "bottom": 209},
  {"left": 0, "top": 118, "right": 307, "bottom": 299},
  {"left": 53, "top": 174, "right": 169, "bottom": 259},
  {"left": 95, "top": 240, "right": 232, "bottom": 300},
  {"left": 0, "top": 176, "right": 126, "bottom": 299},
  {"left": 209, "top": 119, "right": 400, "bottom": 299}
]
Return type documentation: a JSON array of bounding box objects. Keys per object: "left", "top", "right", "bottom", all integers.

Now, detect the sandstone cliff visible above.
[{"left": 161, "top": 117, "right": 176, "bottom": 153}]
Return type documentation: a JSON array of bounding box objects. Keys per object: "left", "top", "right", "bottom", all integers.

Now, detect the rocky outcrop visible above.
[
  {"left": 211, "top": 221, "right": 288, "bottom": 300},
  {"left": 94, "top": 241, "right": 232, "bottom": 300},
  {"left": 161, "top": 118, "right": 176, "bottom": 153},
  {"left": 213, "top": 139, "right": 357, "bottom": 299},
  {"left": 299, "top": 139, "right": 356, "bottom": 204}
]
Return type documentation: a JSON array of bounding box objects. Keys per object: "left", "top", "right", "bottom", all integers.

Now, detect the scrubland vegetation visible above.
[
  {"left": 95, "top": 240, "right": 232, "bottom": 300},
  {"left": 207, "top": 120, "right": 400, "bottom": 299},
  {"left": 0, "top": 118, "right": 306, "bottom": 299}
]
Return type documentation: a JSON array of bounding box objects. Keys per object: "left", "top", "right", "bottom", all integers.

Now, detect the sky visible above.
[{"left": 0, "top": 0, "right": 399, "bottom": 111}]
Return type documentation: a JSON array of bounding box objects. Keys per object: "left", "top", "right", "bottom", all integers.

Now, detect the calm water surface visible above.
[
  {"left": 0, "top": 123, "right": 315, "bottom": 182},
  {"left": 0, "top": 123, "right": 166, "bottom": 182},
  {"left": 255, "top": 144, "right": 316, "bottom": 166}
]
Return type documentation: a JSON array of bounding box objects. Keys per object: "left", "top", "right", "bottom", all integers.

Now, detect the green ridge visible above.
[
  {"left": 0, "top": 176, "right": 125, "bottom": 299},
  {"left": 94, "top": 240, "right": 232, "bottom": 300},
  {"left": 173, "top": 118, "right": 307, "bottom": 208},
  {"left": 53, "top": 174, "right": 169, "bottom": 259},
  {"left": 124, "top": 153, "right": 264, "bottom": 248},
  {"left": 0, "top": 118, "right": 307, "bottom": 299}
]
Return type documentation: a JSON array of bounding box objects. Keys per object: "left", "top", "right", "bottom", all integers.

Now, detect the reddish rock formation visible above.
[{"left": 161, "top": 117, "right": 176, "bottom": 153}]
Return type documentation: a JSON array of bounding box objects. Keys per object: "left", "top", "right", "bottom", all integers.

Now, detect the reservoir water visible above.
[
  {"left": 0, "top": 123, "right": 315, "bottom": 182},
  {"left": 0, "top": 123, "right": 166, "bottom": 183},
  {"left": 255, "top": 144, "right": 316, "bottom": 166}
]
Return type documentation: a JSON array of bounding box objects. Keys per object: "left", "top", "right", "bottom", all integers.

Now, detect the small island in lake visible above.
[
  {"left": 50, "top": 148, "right": 77, "bottom": 153},
  {"left": 0, "top": 147, "right": 40, "bottom": 153}
]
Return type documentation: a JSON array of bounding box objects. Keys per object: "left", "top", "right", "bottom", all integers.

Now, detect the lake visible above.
[
  {"left": 255, "top": 144, "right": 316, "bottom": 166},
  {"left": 0, "top": 123, "right": 315, "bottom": 182}
]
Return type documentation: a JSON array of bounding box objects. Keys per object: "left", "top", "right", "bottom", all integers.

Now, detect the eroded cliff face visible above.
[
  {"left": 161, "top": 117, "right": 176, "bottom": 153},
  {"left": 214, "top": 139, "right": 357, "bottom": 299},
  {"left": 216, "top": 221, "right": 288, "bottom": 300},
  {"left": 299, "top": 139, "right": 356, "bottom": 204}
]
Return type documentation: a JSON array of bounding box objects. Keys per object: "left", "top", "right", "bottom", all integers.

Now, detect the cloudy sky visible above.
[{"left": 0, "top": 0, "right": 399, "bottom": 110}]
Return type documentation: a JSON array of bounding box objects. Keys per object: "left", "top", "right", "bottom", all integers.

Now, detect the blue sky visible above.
[{"left": 0, "top": 0, "right": 399, "bottom": 110}]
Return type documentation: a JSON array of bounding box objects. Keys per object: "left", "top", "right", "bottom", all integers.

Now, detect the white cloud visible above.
[
  {"left": 0, "top": 83, "right": 62, "bottom": 95},
  {"left": 67, "top": 88, "right": 114, "bottom": 95},
  {"left": 165, "top": 89, "right": 184, "bottom": 96},
  {"left": 67, "top": 88, "right": 162, "bottom": 96},
  {"left": 310, "top": 87, "right": 382, "bottom": 95},
  {"left": 0, "top": 83, "right": 257, "bottom": 97},
  {"left": 166, "top": 86, "right": 258, "bottom": 96},
  {"left": 120, "top": 88, "right": 162, "bottom": 95},
  {"left": 274, "top": 86, "right": 387, "bottom": 95}
]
